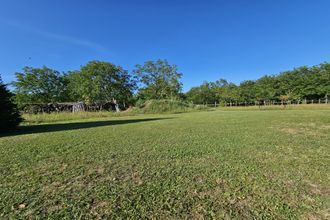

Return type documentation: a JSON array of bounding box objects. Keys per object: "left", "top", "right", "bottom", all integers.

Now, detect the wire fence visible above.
[{"left": 195, "top": 98, "right": 329, "bottom": 108}]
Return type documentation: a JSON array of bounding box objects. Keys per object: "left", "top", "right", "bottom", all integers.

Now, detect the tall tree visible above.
[
  {"left": 0, "top": 76, "right": 22, "bottom": 131},
  {"left": 133, "top": 59, "right": 183, "bottom": 100},
  {"left": 67, "top": 61, "right": 137, "bottom": 111},
  {"left": 186, "top": 81, "right": 217, "bottom": 104},
  {"left": 239, "top": 80, "right": 257, "bottom": 103},
  {"left": 218, "top": 83, "right": 240, "bottom": 103},
  {"left": 13, "top": 66, "right": 68, "bottom": 106},
  {"left": 255, "top": 75, "right": 277, "bottom": 102}
]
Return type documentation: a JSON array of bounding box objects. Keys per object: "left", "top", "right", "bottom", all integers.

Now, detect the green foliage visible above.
[
  {"left": 0, "top": 77, "right": 22, "bottom": 131},
  {"left": 132, "top": 99, "right": 191, "bottom": 113},
  {"left": 10, "top": 61, "right": 330, "bottom": 110},
  {"left": 187, "top": 79, "right": 240, "bottom": 104},
  {"left": 186, "top": 63, "right": 330, "bottom": 103},
  {"left": 238, "top": 80, "right": 257, "bottom": 102},
  {"left": 132, "top": 99, "right": 208, "bottom": 114},
  {"left": 186, "top": 81, "right": 217, "bottom": 104},
  {"left": 255, "top": 75, "right": 277, "bottom": 101},
  {"left": 133, "top": 59, "right": 183, "bottom": 100},
  {"left": 12, "top": 62, "right": 137, "bottom": 110},
  {"left": 67, "top": 61, "right": 137, "bottom": 105},
  {"left": 1, "top": 109, "right": 329, "bottom": 218},
  {"left": 13, "top": 66, "right": 68, "bottom": 105}
]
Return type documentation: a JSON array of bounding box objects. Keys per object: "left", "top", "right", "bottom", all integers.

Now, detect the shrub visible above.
[
  {"left": 0, "top": 79, "right": 22, "bottom": 131},
  {"left": 132, "top": 99, "right": 205, "bottom": 114},
  {"left": 193, "top": 104, "right": 209, "bottom": 111}
]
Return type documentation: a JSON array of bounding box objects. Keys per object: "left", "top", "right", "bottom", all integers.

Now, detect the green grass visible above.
[{"left": 1, "top": 109, "right": 329, "bottom": 219}]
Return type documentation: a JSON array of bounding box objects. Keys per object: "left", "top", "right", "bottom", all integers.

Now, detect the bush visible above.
[
  {"left": 193, "top": 104, "right": 209, "bottom": 111},
  {"left": 0, "top": 80, "right": 22, "bottom": 131},
  {"left": 132, "top": 99, "right": 208, "bottom": 114}
]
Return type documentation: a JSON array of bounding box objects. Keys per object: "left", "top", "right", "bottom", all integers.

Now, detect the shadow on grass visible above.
[{"left": 0, "top": 118, "right": 170, "bottom": 137}]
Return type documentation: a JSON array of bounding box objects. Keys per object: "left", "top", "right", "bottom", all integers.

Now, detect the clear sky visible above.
[{"left": 1, "top": 0, "right": 330, "bottom": 91}]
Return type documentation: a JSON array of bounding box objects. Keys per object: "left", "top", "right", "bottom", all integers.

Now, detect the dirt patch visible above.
[
  {"left": 132, "top": 172, "right": 143, "bottom": 185},
  {"left": 305, "top": 181, "right": 329, "bottom": 196},
  {"left": 320, "top": 125, "right": 330, "bottom": 130},
  {"left": 279, "top": 127, "right": 324, "bottom": 137},
  {"left": 281, "top": 128, "right": 299, "bottom": 134},
  {"left": 303, "top": 209, "right": 330, "bottom": 220}
]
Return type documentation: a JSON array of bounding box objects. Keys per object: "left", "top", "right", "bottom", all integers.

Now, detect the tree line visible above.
[
  {"left": 12, "top": 59, "right": 182, "bottom": 110},
  {"left": 2, "top": 60, "right": 328, "bottom": 131},
  {"left": 7, "top": 60, "right": 330, "bottom": 110},
  {"left": 186, "top": 63, "right": 330, "bottom": 105}
]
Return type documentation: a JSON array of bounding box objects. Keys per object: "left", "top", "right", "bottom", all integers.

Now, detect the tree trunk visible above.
[{"left": 113, "top": 98, "right": 120, "bottom": 112}]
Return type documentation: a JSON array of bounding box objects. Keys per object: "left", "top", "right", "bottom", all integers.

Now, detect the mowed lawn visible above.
[{"left": 0, "top": 109, "right": 329, "bottom": 219}]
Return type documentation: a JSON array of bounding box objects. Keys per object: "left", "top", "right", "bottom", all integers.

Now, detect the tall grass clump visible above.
[
  {"left": 23, "top": 111, "right": 135, "bottom": 124},
  {"left": 133, "top": 99, "right": 209, "bottom": 114}
]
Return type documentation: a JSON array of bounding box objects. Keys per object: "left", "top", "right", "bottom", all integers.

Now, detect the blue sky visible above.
[{"left": 1, "top": 0, "right": 330, "bottom": 91}]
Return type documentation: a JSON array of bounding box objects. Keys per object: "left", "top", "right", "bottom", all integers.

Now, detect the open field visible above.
[
  {"left": 1, "top": 109, "right": 329, "bottom": 219},
  {"left": 21, "top": 104, "right": 330, "bottom": 124}
]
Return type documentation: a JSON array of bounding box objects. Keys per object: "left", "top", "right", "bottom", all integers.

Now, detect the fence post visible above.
[
  {"left": 312, "top": 100, "right": 314, "bottom": 104},
  {"left": 319, "top": 99, "right": 321, "bottom": 104}
]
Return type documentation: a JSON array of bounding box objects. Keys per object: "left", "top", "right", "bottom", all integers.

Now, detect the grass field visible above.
[{"left": 1, "top": 108, "right": 329, "bottom": 219}]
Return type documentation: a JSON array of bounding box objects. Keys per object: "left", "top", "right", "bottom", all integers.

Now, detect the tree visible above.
[
  {"left": 255, "top": 75, "right": 277, "bottom": 102},
  {"left": 210, "top": 79, "right": 240, "bottom": 104},
  {"left": 218, "top": 83, "right": 240, "bottom": 104},
  {"left": 186, "top": 81, "right": 217, "bottom": 104},
  {"left": 133, "top": 59, "right": 183, "bottom": 100},
  {"left": 238, "top": 80, "right": 257, "bottom": 103},
  {"left": 186, "top": 62, "right": 329, "bottom": 105},
  {"left": 310, "top": 63, "right": 330, "bottom": 99},
  {"left": 67, "top": 61, "right": 137, "bottom": 111},
  {"left": 0, "top": 76, "right": 22, "bottom": 131},
  {"left": 13, "top": 66, "right": 68, "bottom": 106}
]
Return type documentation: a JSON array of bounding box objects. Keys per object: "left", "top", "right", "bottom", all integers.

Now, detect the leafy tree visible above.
[
  {"left": 133, "top": 59, "right": 183, "bottom": 100},
  {"left": 186, "top": 79, "right": 241, "bottom": 105},
  {"left": 186, "top": 82, "right": 217, "bottom": 104},
  {"left": 310, "top": 63, "right": 330, "bottom": 99},
  {"left": 238, "top": 80, "right": 257, "bottom": 103},
  {"left": 210, "top": 79, "right": 239, "bottom": 104},
  {"left": 13, "top": 66, "right": 68, "bottom": 106},
  {"left": 218, "top": 83, "right": 240, "bottom": 104},
  {"left": 0, "top": 76, "right": 22, "bottom": 131},
  {"left": 67, "top": 61, "right": 137, "bottom": 111},
  {"left": 186, "top": 62, "right": 330, "bottom": 105},
  {"left": 255, "top": 75, "right": 277, "bottom": 102},
  {"left": 185, "top": 87, "right": 202, "bottom": 103}
]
